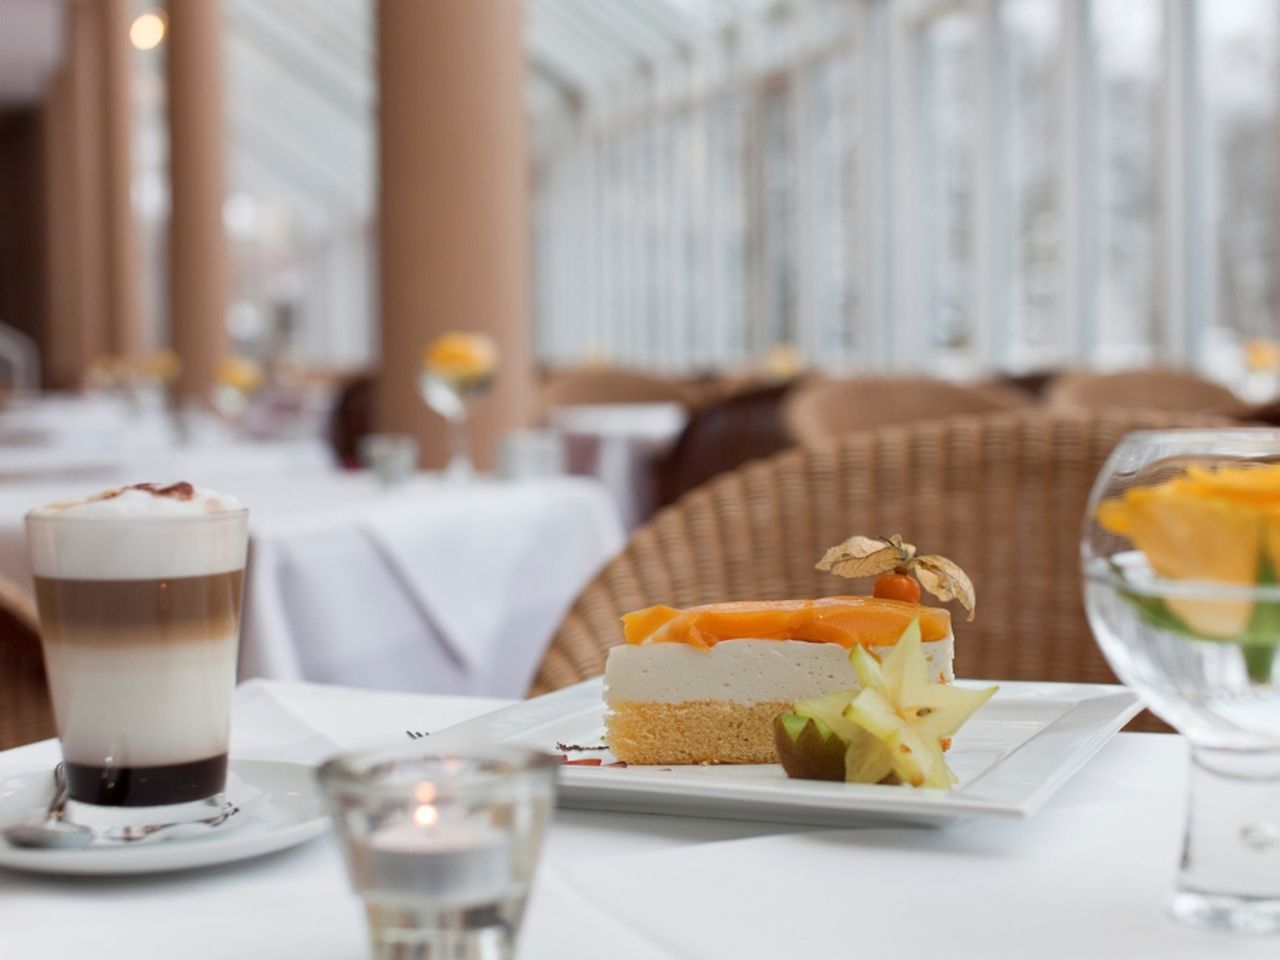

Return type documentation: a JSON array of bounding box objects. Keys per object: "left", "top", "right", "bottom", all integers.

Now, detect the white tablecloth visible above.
[
  {"left": 0, "top": 473, "right": 624, "bottom": 698},
  {"left": 549, "top": 403, "right": 688, "bottom": 529},
  {"left": 0, "top": 394, "right": 332, "bottom": 482},
  {"left": 0, "top": 680, "right": 1267, "bottom": 960}
]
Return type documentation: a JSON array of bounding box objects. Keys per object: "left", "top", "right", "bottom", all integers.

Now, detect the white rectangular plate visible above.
[{"left": 428, "top": 678, "right": 1143, "bottom": 828}]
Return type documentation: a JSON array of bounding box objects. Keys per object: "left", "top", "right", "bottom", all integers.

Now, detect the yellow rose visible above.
[
  {"left": 1245, "top": 338, "right": 1280, "bottom": 373},
  {"left": 1097, "top": 463, "right": 1280, "bottom": 637},
  {"left": 216, "top": 356, "right": 263, "bottom": 394},
  {"left": 423, "top": 333, "right": 497, "bottom": 385},
  {"left": 140, "top": 349, "right": 182, "bottom": 384}
]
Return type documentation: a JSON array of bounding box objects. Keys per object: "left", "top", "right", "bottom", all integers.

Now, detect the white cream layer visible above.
[
  {"left": 44, "top": 634, "right": 238, "bottom": 766},
  {"left": 27, "top": 504, "right": 248, "bottom": 580},
  {"left": 603, "top": 637, "right": 955, "bottom": 706},
  {"left": 30, "top": 485, "right": 242, "bottom": 519}
]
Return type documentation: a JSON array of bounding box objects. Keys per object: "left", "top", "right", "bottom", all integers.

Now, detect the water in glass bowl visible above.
[{"left": 1084, "top": 553, "right": 1280, "bottom": 750}]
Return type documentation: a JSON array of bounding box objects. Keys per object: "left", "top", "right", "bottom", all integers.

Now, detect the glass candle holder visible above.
[{"left": 319, "top": 744, "right": 557, "bottom": 960}]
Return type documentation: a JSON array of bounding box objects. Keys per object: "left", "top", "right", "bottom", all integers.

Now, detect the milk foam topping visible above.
[
  {"left": 30, "top": 482, "right": 242, "bottom": 518},
  {"left": 27, "top": 482, "right": 248, "bottom": 579}
]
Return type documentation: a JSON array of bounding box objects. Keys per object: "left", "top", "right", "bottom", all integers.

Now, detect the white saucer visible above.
[{"left": 0, "top": 759, "right": 330, "bottom": 876}]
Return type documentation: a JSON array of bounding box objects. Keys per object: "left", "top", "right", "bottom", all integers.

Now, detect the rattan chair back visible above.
[
  {"left": 1046, "top": 368, "right": 1248, "bottom": 417},
  {"left": 533, "top": 409, "right": 1229, "bottom": 730},
  {"left": 0, "top": 575, "right": 53, "bottom": 750},
  {"left": 784, "top": 376, "right": 1030, "bottom": 446}
]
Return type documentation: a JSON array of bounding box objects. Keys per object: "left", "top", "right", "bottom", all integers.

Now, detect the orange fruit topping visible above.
[{"left": 621, "top": 597, "right": 951, "bottom": 650}]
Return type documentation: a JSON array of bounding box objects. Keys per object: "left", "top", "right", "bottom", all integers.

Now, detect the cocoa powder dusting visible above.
[{"left": 128, "top": 482, "right": 196, "bottom": 500}]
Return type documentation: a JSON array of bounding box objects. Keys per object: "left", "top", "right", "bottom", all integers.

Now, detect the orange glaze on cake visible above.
[{"left": 621, "top": 597, "right": 951, "bottom": 650}]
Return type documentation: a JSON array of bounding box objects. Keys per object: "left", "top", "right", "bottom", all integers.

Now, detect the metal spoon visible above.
[{"left": 2, "top": 764, "right": 93, "bottom": 849}]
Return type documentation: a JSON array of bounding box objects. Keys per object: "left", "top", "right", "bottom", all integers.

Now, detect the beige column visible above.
[
  {"left": 166, "top": 0, "right": 229, "bottom": 403},
  {"left": 39, "top": 71, "right": 79, "bottom": 389},
  {"left": 100, "top": 0, "right": 142, "bottom": 359},
  {"left": 40, "top": 1, "right": 110, "bottom": 390},
  {"left": 375, "top": 0, "right": 533, "bottom": 470}
]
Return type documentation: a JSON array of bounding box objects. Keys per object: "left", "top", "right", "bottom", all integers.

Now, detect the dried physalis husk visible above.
[
  {"left": 913, "top": 554, "right": 976, "bottom": 621},
  {"left": 815, "top": 534, "right": 914, "bottom": 579},
  {"left": 816, "top": 533, "right": 976, "bottom": 620}
]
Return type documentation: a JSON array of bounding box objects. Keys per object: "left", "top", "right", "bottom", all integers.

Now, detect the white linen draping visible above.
[
  {"left": 0, "top": 680, "right": 1265, "bottom": 960},
  {"left": 238, "top": 474, "right": 624, "bottom": 696}
]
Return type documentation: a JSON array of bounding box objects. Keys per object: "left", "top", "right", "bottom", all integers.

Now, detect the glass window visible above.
[
  {"left": 1002, "top": 0, "right": 1062, "bottom": 369},
  {"left": 1201, "top": 0, "right": 1280, "bottom": 347},
  {"left": 1094, "top": 0, "right": 1163, "bottom": 368},
  {"left": 758, "top": 82, "right": 798, "bottom": 353},
  {"left": 919, "top": 13, "right": 977, "bottom": 364}
]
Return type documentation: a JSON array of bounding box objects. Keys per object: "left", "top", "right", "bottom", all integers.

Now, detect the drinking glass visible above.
[
  {"left": 418, "top": 370, "right": 491, "bottom": 481},
  {"left": 26, "top": 506, "right": 249, "bottom": 834},
  {"left": 497, "top": 429, "right": 565, "bottom": 480},
  {"left": 360, "top": 433, "right": 420, "bottom": 488},
  {"left": 319, "top": 744, "right": 557, "bottom": 960},
  {"left": 1082, "top": 428, "right": 1280, "bottom": 934}
]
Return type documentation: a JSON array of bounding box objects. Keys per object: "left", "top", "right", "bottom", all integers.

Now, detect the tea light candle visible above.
[{"left": 360, "top": 810, "right": 512, "bottom": 904}]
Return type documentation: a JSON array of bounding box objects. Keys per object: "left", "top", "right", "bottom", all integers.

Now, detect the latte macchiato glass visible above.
[{"left": 25, "top": 483, "right": 248, "bottom": 817}]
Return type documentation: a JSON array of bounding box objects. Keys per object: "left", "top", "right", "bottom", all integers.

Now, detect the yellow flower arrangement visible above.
[
  {"left": 216, "top": 356, "right": 264, "bottom": 394},
  {"left": 86, "top": 354, "right": 125, "bottom": 389},
  {"left": 140, "top": 349, "right": 182, "bottom": 385},
  {"left": 1097, "top": 463, "right": 1280, "bottom": 637},
  {"left": 1245, "top": 338, "right": 1280, "bottom": 373},
  {"left": 423, "top": 333, "right": 497, "bottom": 388}
]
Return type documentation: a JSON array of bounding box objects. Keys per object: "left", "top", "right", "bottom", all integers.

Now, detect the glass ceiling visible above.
[{"left": 205, "top": 0, "right": 781, "bottom": 232}]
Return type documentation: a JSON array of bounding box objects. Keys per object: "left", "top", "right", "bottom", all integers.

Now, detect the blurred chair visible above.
[
  {"left": 784, "top": 375, "right": 1029, "bottom": 446},
  {"left": 968, "top": 374, "right": 1051, "bottom": 406},
  {"left": 1236, "top": 395, "right": 1280, "bottom": 427},
  {"left": 327, "top": 372, "right": 376, "bottom": 469},
  {"left": 978, "top": 369, "right": 1062, "bottom": 400},
  {"left": 1046, "top": 368, "right": 1249, "bottom": 417},
  {"left": 539, "top": 368, "right": 703, "bottom": 413},
  {"left": 658, "top": 380, "right": 796, "bottom": 506},
  {"left": 0, "top": 575, "right": 53, "bottom": 750},
  {"left": 532, "top": 407, "right": 1229, "bottom": 731}
]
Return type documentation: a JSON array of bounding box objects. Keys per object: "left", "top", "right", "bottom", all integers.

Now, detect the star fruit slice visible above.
[{"left": 843, "top": 619, "right": 998, "bottom": 788}]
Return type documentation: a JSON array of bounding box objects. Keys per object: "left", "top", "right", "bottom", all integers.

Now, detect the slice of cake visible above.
[{"left": 603, "top": 597, "right": 954, "bottom": 764}]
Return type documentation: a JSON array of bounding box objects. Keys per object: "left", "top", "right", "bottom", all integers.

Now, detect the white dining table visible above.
[
  {"left": 0, "top": 472, "right": 625, "bottom": 698},
  {"left": 0, "top": 679, "right": 1267, "bottom": 960}
]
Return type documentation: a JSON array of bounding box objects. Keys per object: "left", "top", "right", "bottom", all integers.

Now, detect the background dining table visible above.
[
  {"left": 0, "top": 472, "right": 625, "bottom": 698},
  {"left": 0, "top": 679, "right": 1267, "bottom": 960},
  {"left": 549, "top": 402, "right": 688, "bottom": 529}
]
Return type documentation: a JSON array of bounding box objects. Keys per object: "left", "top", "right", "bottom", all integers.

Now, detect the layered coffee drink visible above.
[{"left": 26, "top": 482, "right": 248, "bottom": 808}]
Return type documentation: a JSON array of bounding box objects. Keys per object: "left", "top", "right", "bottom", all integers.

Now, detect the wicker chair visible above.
[
  {"left": 0, "top": 575, "right": 54, "bottom": 750},
  {"left": 784, "top": 376, "right": 1030, "bottom": 446},
  {"left": 1046, "top": 368, "right": 1249, "bottom": 417},
  {"left": 533, "top": 408, "right": 1229, "bottom": 731},
  {"left": 539, "top": 368, "right": 703, "bottom": 413}
]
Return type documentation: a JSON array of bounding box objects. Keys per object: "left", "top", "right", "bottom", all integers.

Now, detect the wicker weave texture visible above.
[
  {"left": 1045, "top": 368, "right": 1249, "bottom": 417},
  {"left": 532, "top": 409, "right": 1229, "bottom": 730},
  {"left": 783, "top": 376, "right": 1030, "bottom": 447},
  {"left": 0, "top": 575, "right": 54, "bottom": 751}
]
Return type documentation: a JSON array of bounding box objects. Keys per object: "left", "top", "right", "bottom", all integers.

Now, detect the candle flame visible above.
[
  {"left": 414, "top": 783, "right": 438, "bottom": 804},
  {"left": 413, "top": 804, "right": 439, "bottom": 827}
]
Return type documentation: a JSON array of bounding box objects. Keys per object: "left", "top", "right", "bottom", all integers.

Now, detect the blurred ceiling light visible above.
[{"left": 130, "top": 11, "right": 166, "bottom": 51}]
